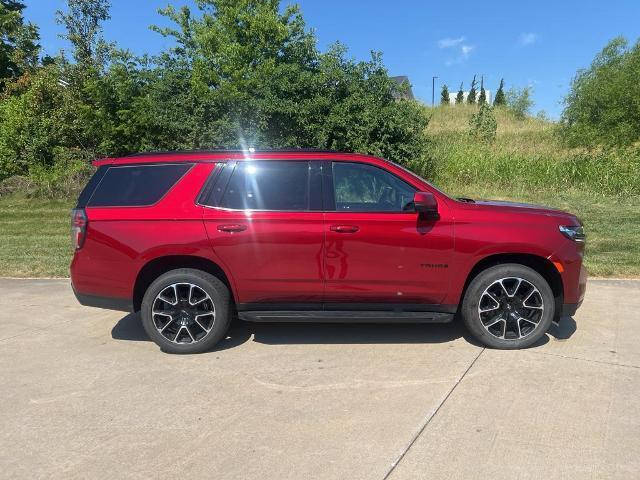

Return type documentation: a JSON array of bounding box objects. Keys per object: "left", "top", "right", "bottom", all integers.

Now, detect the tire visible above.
[
  {"left": 461, "top": 263, "right": 555, "bottom": 349},
  {"left": 141, "top": 268, "right": 231, "bottom": 354}
]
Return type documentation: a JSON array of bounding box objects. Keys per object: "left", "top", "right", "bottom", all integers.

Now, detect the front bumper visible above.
[{"left": 561, "top": 301, "right": 583, "bottom": 317}]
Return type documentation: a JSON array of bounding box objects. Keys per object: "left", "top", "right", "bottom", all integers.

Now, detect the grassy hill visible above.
[{"left": 420, "top": 105, "right": 640, "bottom": 277}]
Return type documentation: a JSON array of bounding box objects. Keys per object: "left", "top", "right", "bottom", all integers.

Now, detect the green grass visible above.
[
  {"left": 0, "top": 197, "right": 73, "bottom": 277},
  {"left": 416, "top": 105, "right": 640, "bottom": 197},
  {"left": 0, "top": 191, "right": 638, "bottom": 278}
]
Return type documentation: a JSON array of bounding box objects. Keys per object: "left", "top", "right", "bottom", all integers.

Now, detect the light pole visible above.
[{"left": 432, "top": 76, "right": 439, "bottom": 106}]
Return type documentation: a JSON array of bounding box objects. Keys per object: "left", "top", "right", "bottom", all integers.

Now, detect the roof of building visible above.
[{"left": 390, "top": 76, "right": 415, "bottom": 100}]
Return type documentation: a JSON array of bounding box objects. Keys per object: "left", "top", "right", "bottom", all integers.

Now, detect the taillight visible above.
[{"left": 71, "top": 208, "right": 88, "bottom": 250}]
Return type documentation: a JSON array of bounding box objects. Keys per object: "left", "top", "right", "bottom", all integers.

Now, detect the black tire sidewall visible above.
[
  {"left": 462, "top": 264, "right": 555, "bottom": 349},
  {"left": 140, "top": 268, "right": 231, "bottom": 354}
]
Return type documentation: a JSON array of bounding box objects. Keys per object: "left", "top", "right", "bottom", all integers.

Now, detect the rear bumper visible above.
[{"left": 73, "top": 287, "right": 133, "bottom": 312}]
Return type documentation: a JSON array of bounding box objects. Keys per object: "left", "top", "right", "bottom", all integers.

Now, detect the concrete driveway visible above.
[{"left": 0, "top": 278, "right": 638, "bottom": 479}]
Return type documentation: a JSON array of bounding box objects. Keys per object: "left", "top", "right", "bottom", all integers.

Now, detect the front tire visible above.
[
  {"left": 141, "top": 268, "right": 231, "bottom": 354},
  {"left": 461, "top": 264, "right": 555, "bottom": 349}
]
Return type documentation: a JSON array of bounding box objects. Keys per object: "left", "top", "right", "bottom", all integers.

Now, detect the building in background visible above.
[
  {"left": 390, "top": 76, "right": 415, "bottom": 100},
  {"left": 449, "top": 90, "right": 492, "bottom": 105}
]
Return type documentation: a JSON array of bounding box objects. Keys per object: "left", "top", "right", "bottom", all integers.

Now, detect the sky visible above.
[{"left": 24, "top": 0, "right": 640, "bottom": 119}]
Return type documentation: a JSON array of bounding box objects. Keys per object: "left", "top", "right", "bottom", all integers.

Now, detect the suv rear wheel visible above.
[
  {"left": 461, "top": 264, "right": 555, "bottom": 349},
  {"left": 141, "top": 268, "right": 231, "bottom": 354}
]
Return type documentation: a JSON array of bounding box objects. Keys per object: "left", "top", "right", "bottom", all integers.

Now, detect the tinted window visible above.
[
  {"left": 220, "top": 161, "right": 310, "bottom": 211},
  {"left": 76, "top": 165, "right": 108, "bottom": 208},
  {"left": 88, "top": 164, "right": 192, "bottom": 207},
  {"left": 332, "top": 162, "right": 416, "bottom": 212}
]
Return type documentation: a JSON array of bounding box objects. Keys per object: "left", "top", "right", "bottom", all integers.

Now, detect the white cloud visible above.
[
  {"left": 437, "top": 37, "right": 465, "bottom": 48},
  {"left": 461, "top": 44, "right": 475, "bottom": 57},
  {"left": 519, "top": 33, "right": 538, "bottom": 46},
  {"left": 439, "top": 37, "right": 476, "bottom": 65}
]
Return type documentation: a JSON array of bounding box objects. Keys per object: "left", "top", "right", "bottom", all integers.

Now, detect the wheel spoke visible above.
[
  {"left": 498, "top": 280, "right": 511, "bottom": 297},
  {"left": 185, "top": 325, "right": 196, "bottom": 342},
  {"left": 479, "top": 293, "right": 500, "bottom": 312},
  {"left": 485, "top": 316, "right": 504, "bottom": 328},
  {"left": 523, "top": 304, "right": 543, "bottom": 310},
  {"left": 160, "top": 317, "right": 175, "bottom": 332},
  {"left": 520, "top": 317, "right": 539, "bottom": 326},
  {"left": 194, "top": 313, "right": 214, "bottom": 332},
  {"left": 174, "top": 326, "right": 183, "bottom": 342}
]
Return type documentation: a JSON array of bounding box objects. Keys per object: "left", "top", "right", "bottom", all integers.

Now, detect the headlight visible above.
[{"left": 559, "top": 225, "right": 585, "bottom": 242}]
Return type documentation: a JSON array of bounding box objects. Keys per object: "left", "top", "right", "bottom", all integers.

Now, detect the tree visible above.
[
  {"left": 440, "top": 84, "right": 450, "bottom": 105},
  {"left": 561, "top": 36, "right": 640, "bottom": 147},
  {"left": 467, "top": 74, "right": 477, "bottom": 104},
  {"left": 478, "top": 76, "right": 486, "bottom": 105},
  {"left": 506, "top": 86, "right": 533, "bottom": 119},
  {"left": 0, "top": 0, "right": 431, "bottom": 182},
  {"left": 0, "top": 0, "right": 40, "bottom": 86},
  {"left": 56, "top": 0, "right": 111, "bottom": 68},
  {"left": 493, "top": 78, "right": 506, "bottom": 106},
  {"left": 455, "top": 82, "right": 464, "bottom": 104}
]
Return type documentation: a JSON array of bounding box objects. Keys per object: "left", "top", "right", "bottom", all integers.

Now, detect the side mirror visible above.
[{"left": 413, "top": 191, "right": 438, "bottom": 218}]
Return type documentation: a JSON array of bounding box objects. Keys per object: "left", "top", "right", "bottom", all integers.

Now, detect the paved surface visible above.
[{"left": 0, "top": 279, "right": 638, "bottom": 479}]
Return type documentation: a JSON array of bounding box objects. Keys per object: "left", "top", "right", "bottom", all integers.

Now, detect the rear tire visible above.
[
  {"left": 141, "top": 268, "right": 231, "bottom": 354},
  {"left": 461, "top": 264, "right": 554, "bottom": 349}
]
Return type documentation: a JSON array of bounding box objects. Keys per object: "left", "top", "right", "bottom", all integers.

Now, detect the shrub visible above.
[
  {"left": 469, "top": 103, "right": 497, "bottom": 143},
  {"left": 506, "top": 86, "right": 533, "bottom": 119}
]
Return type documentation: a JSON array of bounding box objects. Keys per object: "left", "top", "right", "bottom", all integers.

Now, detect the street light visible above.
[{"left": 432, "top": 76, "right": 439, "bottom": 106}]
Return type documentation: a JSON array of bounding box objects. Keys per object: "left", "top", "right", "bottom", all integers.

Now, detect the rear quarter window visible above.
[{"left": 87, "top": 163, "right": 192, "bottom": 207}]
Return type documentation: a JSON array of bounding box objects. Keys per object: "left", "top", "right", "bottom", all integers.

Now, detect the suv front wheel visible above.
[
  {"left": 141, "top": 268, "right": 231, "bottom": 354},
  {"left": 462, "top": 264, "right": 555, "bottom": 349}
]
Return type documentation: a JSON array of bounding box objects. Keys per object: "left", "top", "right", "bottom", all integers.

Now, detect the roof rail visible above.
[{"left": 126, "top": 148, "right": 343, "bottom": 157}]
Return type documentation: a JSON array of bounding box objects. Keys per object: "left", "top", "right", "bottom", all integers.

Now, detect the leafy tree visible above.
[
  {"left": 493, "top": 78, "right": 506, "bottom": 106},
  {"left": 0, "top": 0, "right": 431, "bottom": 182},
  {"left": 440, "top": 84, "right": 450, "bottom": 105},
  {"left": 144, "top": 0, "right": 429, "bottom": 159},
  {"left": 0, "top": 0, "right": 40, "bottom": 87},
  {"left": 469, "top": 102, "right": 497, "bottom": 143},
  {"left": 478, "top": 76, "right": 486, "bottom": 105},
  {"left": 455, "top": 82, "right": 464, "bottom": 104},
  {"left": 56, "top": 0, "right": 111, "bottom": 68},
  {"left": 506, "top": 86, "right": 533, "bottom": 119},
  {"left": 467, "top": 74, "right": 477, "bottom": 104},
  {"left": 561, "top": 36, "right": 640, "bottom": 147}
]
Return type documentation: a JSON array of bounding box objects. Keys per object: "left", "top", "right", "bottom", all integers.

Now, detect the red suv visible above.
[{"left": 71, "top": 150, "right": 586, "bottom": 353}]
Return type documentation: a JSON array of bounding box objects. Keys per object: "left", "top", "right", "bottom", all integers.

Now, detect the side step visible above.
[{"left": 237, "top": 310, "right": 454, "bottom": 323}]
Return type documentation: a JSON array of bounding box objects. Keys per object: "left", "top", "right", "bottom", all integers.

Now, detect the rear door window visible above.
[
  {"left": 219, "top": 161, "right": 310, "bottom": 211},
  {"left": 88, "top": 163, "right": 192, "bottom": 207}
]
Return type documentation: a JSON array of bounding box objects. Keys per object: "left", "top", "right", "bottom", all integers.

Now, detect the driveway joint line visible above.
[
  {"left": 382, "top": 347, "right": 485, "bottom": 480},
  {"left": 531, "top": 350, "right": 640, "bottom": 370}
]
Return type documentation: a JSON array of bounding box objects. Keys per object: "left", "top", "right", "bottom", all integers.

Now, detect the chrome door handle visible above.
[
  {"left": 330, "top": 225, "right": 359, "bottom": 233},
  {"left": 217, "top": 224, "right": 247, "bottom": 233}
]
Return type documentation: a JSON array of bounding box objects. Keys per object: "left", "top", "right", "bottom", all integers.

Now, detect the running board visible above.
[{"left": 237, "top": 311, "right": 454, "bottom": 323}]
